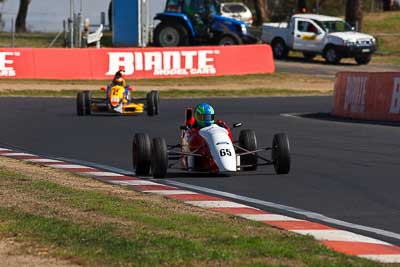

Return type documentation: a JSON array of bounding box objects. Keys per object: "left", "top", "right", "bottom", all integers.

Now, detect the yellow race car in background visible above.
[{"left": 76, "top": 85, "right": 159, "bottom": 116}]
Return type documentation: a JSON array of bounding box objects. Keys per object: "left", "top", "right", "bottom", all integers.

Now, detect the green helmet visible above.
[{"left": 194, "top": 103, "right": 215, "bottom": 127}]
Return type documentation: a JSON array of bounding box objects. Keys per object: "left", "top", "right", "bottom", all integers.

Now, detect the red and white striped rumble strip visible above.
[{"left": 1, "top": 146, "right": 400, "bottom": 263}]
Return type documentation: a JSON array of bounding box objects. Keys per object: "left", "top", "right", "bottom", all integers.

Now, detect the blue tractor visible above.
[{"left": 153, "top": 0, "right": 258, "bottom": 47}]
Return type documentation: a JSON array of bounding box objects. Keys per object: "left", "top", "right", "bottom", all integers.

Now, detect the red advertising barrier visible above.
[
  {"left": 332, "top": 72, "right": 400, "bottom": 121},
  {"left": 0, "top": 45, "right": 274, "bottom": 80}
]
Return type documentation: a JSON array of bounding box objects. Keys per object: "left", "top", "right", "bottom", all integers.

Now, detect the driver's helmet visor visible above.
[{"left": 197, "top": 114, "right": 215, "bottom": 121}]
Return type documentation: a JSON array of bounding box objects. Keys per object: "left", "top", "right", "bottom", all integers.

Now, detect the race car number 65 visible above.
[{"left": 220, "top": 148, "right": 232, "bottom": 157}]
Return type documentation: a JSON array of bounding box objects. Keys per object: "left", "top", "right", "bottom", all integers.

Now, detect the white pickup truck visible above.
[{"left": 261, "top": 14, "right": 377, "bottom": 65}]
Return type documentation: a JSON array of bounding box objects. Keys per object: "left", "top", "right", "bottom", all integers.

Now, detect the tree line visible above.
[{"left": 7, "top": 0, "right": 400, "bottom": 33}]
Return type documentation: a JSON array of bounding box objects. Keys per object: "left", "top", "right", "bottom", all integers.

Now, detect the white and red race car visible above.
[{"left": 132, "top": 108, "right": 291, "bottom": 178}]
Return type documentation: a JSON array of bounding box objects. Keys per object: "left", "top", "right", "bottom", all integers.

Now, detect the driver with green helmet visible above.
[{"left": 186, "top": 103, "right": 232, "bottom": 138}]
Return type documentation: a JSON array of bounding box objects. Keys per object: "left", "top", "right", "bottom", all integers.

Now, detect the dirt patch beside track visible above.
[
  {"left": 0, "top": 239, "right": 79, "bottom": 267},
  {"left": 0, "top": 73, "right": 333, "bottom": 92}
]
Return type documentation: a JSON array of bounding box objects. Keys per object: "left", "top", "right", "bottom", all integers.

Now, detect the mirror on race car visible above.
[{"left": 233, "top": 122, "right": 243, "bottom": 128}]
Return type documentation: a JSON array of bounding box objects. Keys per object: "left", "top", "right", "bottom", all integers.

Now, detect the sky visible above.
[{"left": 0, "top": 0, "right": 165, "bottom": 32}]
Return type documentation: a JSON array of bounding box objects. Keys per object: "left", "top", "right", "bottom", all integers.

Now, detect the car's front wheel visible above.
[
  {"left": 272, "top": 133, "right": 291, "bottom": 175},
  {"left": 355, "top": 54, "right": 372, "bottom": 65},
  {"left": 151, "top": 137, "right": 168, "bottom": 178},
  {"left": 83, "top": 90, "right": 91, "bottom": 115},
  {"left": 239, "top": 129, "right": 258, "bottom": 171},
  {"left": 76, "top": 92, "right": 85, "bottom": 116},
  {"left": 324, "top": 46, "right": 341, "bottom": 64},
  {"left": 132, "top": 133, "right": 151, "bottom": 176}
]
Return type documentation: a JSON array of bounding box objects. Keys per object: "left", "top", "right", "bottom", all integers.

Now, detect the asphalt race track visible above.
[{"left": 1, "top": 96, "right": 400, "bottom": 244}]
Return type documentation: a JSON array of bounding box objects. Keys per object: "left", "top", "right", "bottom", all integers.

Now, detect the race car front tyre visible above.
[
  {"left": 76, "top": 92, "right": 85, "bottom": 116},
  {"left": 132, "top": 133, "right": 151, "bottom": 176},
  {"left": 239, "top": 129, "right": 258, "bottom": 171},
  {"left": 151, "top": 137, "right": 168, "bottom": 178},
  {"left": 146, "top": 92, "right": 156, "bottom": 116},
  {"left": 272, "top": 133, "right": 291, "bottom": 174},
  {"left": 83, "top": 90, "right": 92, "bottom": 115}
]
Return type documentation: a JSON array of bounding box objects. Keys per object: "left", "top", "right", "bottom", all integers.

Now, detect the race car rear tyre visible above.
[
  {"left": 83, "top": 90, "right": 91, "bottom": 115},
  {"left": 132, "top": 133, "right": 151, "bottom": 176},
  {"left": 146, "top": 91, "right": 156, "bottom": 116},
  {"left": 151, "top": 90, "right": 160, "bottom": 115},
  {"left": 272, "top": 133, "right": 291, "bottom": 174},
  {"left": 155, "top": 91, "right": 160, "bottom": 115},
  {"left": 151, "top": 137, "right": 168, "bottom": 178},
  {"left": 76, "top": 92, "right": 85, "bottom": 116},
  {"left": 239, "top": 129, "right": 258, "bottom": 171}
]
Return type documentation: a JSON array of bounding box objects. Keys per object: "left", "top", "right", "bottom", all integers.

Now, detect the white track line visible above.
[
  {"left": 108, "top": 180, "right": 160, "bottom": 186},
  {"left": 48, "top": 164, "right": 92, "bottom": 169},
  {"left": 186, "top": 200, "right": 250, "bottom": 208},
  {"left": 25, "top": 158, "right": 64, "bottom": 163},
  {"left": 79, "top": 171, "right": 125, "bottom": 177},
  {"left": 143, "top": 190, "right": 198, "bottom": 195},
  {"left": 239, "top": 214, "right": 302, "bottom": 221},
  {"left": 164, "top": 180, "right": 400, "bottom": 242},
  {"left": 292, "top": 229, "right": 391, "bottom": 245},
  {"left": 2, "top": 152, "right": 35, "bottom": 156},
  {"left": 360, "top": 255, "right": 400, "bottom": 263}
]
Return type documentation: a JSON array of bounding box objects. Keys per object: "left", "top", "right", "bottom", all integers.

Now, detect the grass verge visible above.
[{"left": 0, "top": 157, "right": 382, "bottom": 266}]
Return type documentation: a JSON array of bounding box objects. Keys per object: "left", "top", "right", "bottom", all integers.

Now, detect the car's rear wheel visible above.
[
  {"left": 83, "top": 90, "right": 91, "bottom": 115},
  {"left": 151, "top": 137, "right": 168, "bottom": 178},
  {"left": 218, "top": 34, "right": 242, "bottom": 45},
  {"left": 324, "top": 46, "right": 341, "bottom": 64},
  {"left": 146, "top": 91, "right": 157, "bottom": 116},
  {"left": 272, "top": 133, "right": 291, "bottom": 174},
  {"left": 153, "top": 23, "right": 189, "bottom": 47},
  {"left": 151, "top": 90, "right": 160, "bottom": 115},
  {"left": 76, "top": 92, "right": 85, "bottom": 116},
  {"left": 239, "top": 129, "right": 258, "bottom": 171},
  {"left": 132, "top": 133, "right": 151, "bottom": 176},
  {"left": 272, "top": 38, "right": 288, "bottom": 59}
]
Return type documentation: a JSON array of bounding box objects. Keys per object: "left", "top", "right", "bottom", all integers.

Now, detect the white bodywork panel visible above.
[{"left": 199, "top": 125, "right": 237, "bottom": 172}]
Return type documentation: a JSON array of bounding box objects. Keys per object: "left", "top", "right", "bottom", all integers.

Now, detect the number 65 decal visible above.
[{"left": 219, "top": 148, "right": 232, "bottom": 157}]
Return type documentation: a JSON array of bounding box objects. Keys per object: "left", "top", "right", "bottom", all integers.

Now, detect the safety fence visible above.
[
  {"left": 332, "top": 72, "right": 400, "bottom": 121},
  {"left": 0, "top": 45, "right": 274, "bottom": 80}
]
